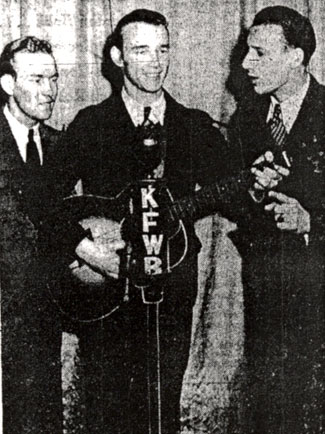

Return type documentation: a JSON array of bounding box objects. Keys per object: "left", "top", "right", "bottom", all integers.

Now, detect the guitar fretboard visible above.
[{"left": 167, "top": 169, "right": 252, "bottom": 223}]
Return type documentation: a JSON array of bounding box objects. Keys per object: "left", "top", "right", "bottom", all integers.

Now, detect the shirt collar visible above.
[
  {"left": 121, "top": 87, "right": 166, "bottom": 126},
  {"left": 268, "top": 74, "right": 310, "bottom": 132},
  {"left": 4, "top": 105, "right": 43, "bottom": 164}
]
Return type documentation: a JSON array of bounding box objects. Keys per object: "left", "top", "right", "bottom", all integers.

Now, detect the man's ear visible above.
[
  {"left": 0, "top": 74, "right": 15, "bottom": 96},
  {"left": 291, "top": 47, "right": 305, "bottom": 68},
  {"left": 110, "top": 46, "right": 124, "bottom": 68}
]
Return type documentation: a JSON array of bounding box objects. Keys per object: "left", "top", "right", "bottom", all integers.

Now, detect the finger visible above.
[
  {"left": 254, "top": 182, "right": 265, "bottom": 190},
  {"left": 275, "top": 213, "right": 284, "bottom": 222},
  {"left": 264, "top": 151, "right": 274, "bottom": 164},
  {"left": 69, "top": 259, "right": 80, "bottom": 270},
  {"left": 106, "top": 240, "right": 126, "bottom": 251},
  {"left": 268, "top": 191, "right": 296, "bottom": 204},
  {"left": 265, "top": 202, "right": 276, "bottom": 211},
  {"left": 251, "top": 167, "right": 264, "bottom": 177},
  {"left": 264, "top": 167, "right": 282, "bottom": 179},
  {"left": 276, "top": 222, "right": 294, "bottom": 231},
  {"left": 256, "top": 175, "right": 280, "bottom": 188},
  {"left": 273, "top": 164, "right": 290, "bottom": 177},
  {"left": 252, "top": 154, "right": 266, "bottom": 166}
]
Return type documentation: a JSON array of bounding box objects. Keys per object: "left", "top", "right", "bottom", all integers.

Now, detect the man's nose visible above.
[
  {"left": 149, "top": 50, "right": 162, "bottom": 66},
  {"left": 41, "top": 79, "right": 56, "bottom": 96},
  {"left": 242, "top": 53, "right": 250, "bottom": 70},
  {"left": 242, "top": 50, "right": 256, "bottom": 71}
]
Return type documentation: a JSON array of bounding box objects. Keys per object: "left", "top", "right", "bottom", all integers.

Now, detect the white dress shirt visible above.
[
  {"left": 4, "top": 105, "right": 43, "bottom": 165},
  {"left": 121, "top": 87, "right": 166, "bottom": 126},
  {"left": 267, "top": 74, "right": 310, "bottom": 133}
]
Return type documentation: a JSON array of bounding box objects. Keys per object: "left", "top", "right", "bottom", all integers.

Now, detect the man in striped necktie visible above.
[{"left": 229, "top": 6, "right": 324, "bottom": 434}]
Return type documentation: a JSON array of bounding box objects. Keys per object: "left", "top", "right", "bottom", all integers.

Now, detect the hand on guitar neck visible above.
[{"left": 70, "top": 217, "right": 125, "bottom": 283}]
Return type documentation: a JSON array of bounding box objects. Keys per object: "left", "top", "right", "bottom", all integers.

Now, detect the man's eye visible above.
[
  {"left": 160, "top": 47, "right": 169, "bottom": 54},
  {"left": 256, "top": 50, "right": 264, "bottom": 57},
  {"left": 135, "top": 48, "right": 147, "bottom": 55}
]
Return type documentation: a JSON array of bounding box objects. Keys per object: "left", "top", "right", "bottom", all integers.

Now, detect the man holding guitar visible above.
[
  {"left": 58, "top": 8, "right": 286, "bottom": 434},
  {"left": 58, "top": 9, "right": 234, "bottom": 433}
]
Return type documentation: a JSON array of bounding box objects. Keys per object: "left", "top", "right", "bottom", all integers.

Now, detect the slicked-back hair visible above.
[
  {"left": 252, "top": 6, "right": 316, "bottom": 66},
  {"left": 110, "top": 9, "right": 168, "bottom": 52},
  {"left": 0, "top": 36, "right": 53, "bottom": 79}
]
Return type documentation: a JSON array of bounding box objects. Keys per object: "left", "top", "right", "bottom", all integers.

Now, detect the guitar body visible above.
[{"left": 53, "top": 179, "right": 188, "bottom": 322}]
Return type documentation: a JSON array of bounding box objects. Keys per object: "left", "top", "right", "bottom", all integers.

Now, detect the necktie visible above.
[
  {"left": 26, "top": 129, "right": 40, "bottom": 167},
  {"left": 136, "top": 106, "right": 163, "bottom": 178},
  {"left": 268, "top": 103, "right": 287, "bottom": 147},
  {"left": 143, "top": 106, "right": 152, "bottom": 126}
]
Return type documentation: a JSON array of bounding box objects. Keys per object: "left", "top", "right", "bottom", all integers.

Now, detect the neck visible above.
[
  {"left": 124, "top": 78, "right": 162, "bottom": 106},
  {"left": 273, "top": 69, "right": 308, "bottom": 103},
  {"left": 8, "top": 99, "right": 37, "bottom": 128}
]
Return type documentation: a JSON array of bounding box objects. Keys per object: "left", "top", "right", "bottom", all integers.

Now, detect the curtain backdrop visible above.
[{"left": 1, "top": 1, "right": 324, "bottom": 432}]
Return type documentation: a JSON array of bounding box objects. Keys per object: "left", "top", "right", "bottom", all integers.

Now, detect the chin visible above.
[
  {"left": 36, "top": 110, "right": 52, "bottom": 121},
  {"left": 253, "top": 85, "right": 268, "bottom": 95}
]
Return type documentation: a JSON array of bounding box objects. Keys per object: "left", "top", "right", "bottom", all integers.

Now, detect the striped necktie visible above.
[{"left": 268, "top": 103, "right": 287, "bottom": 147}]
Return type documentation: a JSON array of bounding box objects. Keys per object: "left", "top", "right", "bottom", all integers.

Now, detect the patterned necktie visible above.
[
  {"left": 26, "top": 129, "right": 41, "bottom": 167},
  {"left": 268, "top": 103, "right": 287, "bottom": 147}
]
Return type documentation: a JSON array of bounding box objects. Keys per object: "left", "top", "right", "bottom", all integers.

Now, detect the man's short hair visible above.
[
  {"left": 111, "top": 9, "right": 168, "bottom": 51},
  {"left": 0, "top": 36, "right": 53, "bottom": 78},
  {"left": 252, "top": 6, "right": 316, "bottom": 66}
]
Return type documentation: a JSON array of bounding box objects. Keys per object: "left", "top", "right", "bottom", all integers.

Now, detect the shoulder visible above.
[
  {"left": 69, "top": 94, "right": 118, "bottom": 127},
  {"left": 164, "top": 91, "right": 226, "bottom": 142},
  {"left": 165, "top": 91, "right": 214, "bottom": 123},
  {"left": 306, "top": 75, "right": 325, "bottom": 110}
]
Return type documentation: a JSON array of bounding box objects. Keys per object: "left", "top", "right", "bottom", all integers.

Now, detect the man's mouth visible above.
[
  {"left": 145, "top": 72, "right": 162, "bottom": 78},
  {"left": 40, "top": 100, "right": 54, "bottom": 106},
  {"left": 248, "top": 75, "right": 259, "bottom": 84}
]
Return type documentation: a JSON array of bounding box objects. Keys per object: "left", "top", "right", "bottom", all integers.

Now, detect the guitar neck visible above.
[{"left": 167, "top": 168, "right": 252, "bottom": 223}]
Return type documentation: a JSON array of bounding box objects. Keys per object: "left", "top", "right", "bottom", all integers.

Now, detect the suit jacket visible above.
[
  {"left": 0, "top": 109, "right": 63, "bottom": 433},
  {"left": 58, "top": 90, "right": 229, "bottom": 318},
  {"left": 229, "top": 75, "right": 325, "bottom": 251},
  {"left": 228, "top": 75, "right": 324, "bottom": 433}
]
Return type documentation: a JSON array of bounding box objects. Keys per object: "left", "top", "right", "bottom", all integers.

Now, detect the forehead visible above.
[
  {"left": 248, "top": 24, "right": 287, "bottom": 49},
  {"left": 12, "top": 51, "right": 57, "bottom": 75},
  {"left": 121, "top": 22, "right": 169, "bottom": 47}
]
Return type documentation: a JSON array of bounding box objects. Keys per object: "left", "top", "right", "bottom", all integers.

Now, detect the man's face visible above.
[
  {"left": 10, "top": 51, "right": 58, "bottom": 124},
  {"left": 242, "top": 24, "right": 295, "bottom": 96},
  {"left": 120, "top": 22, "right": 170, "bottom": 95}
]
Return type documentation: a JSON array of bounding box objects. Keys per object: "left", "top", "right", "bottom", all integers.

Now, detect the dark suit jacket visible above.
[
  {"left": 58, "top": 89, "right": 229, "bottom": 433},
  {"left": 228, "top": 75, "right": 324, "bottom": 432},
  {"left": 0, "top": 109, "right": 63, "bottom": 433},
  {"left": 60, "top": 90, "right": 229, "bottom": 303}
]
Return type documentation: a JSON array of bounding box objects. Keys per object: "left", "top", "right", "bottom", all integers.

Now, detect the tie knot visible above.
[
  {"left": 273, "top": 103, "right": 282, "bottom": 121},
  {"left": 143, "top": 106, "right": 151, "bottom": 124}
]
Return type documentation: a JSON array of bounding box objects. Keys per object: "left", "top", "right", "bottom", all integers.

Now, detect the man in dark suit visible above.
[
  {"left": 228, "top": 6, "right": 324, "bottom": 433},
  {"left": 61, "top": 8, "right": 232, "bottom": 434},
  {"left": 0, "top": 36, "right": 64, "bottom": 433}
]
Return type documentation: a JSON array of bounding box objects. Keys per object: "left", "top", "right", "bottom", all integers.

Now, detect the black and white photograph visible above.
[{"left": 0, "top": 1, "right": 324, "bottom": 433}]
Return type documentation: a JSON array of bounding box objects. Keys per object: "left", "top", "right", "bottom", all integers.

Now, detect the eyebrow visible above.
[
  {"left": 29, "top": 72, "right": 59, "bottom": 78},
  {"left": 131, "top": 43, "right": 170, "bottom": 49}
]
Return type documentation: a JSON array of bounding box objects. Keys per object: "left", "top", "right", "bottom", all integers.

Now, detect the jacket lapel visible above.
[
  {"left": 0, "top": 109, "right": 25, "bottom": 171},
  {"left": 287, "top": 76, "right": 324, "bottom": 149}
]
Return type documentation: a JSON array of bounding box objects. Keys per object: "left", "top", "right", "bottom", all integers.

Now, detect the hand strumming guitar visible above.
[{"left": 69, "top": 217, "right": 125, "bottom": 284}]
